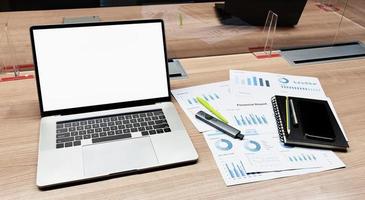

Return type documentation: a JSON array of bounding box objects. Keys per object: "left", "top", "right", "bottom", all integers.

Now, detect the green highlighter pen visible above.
[{"left": 196, "top": 96, "right": 229, "bottom": 124}]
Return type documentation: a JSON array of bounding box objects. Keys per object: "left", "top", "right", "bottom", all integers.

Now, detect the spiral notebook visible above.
[{"left": 271, "top": 95, "right": 349, "bottom": 151}]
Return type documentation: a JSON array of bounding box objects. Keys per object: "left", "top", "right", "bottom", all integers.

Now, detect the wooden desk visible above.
[
  {"left": 1, "top": 53, "right": 365, "bottom": 199},
  {"left": 1, "top": 0, "right": 365, "bottom": 66}
]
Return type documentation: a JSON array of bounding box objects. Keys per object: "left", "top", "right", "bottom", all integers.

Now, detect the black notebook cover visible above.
[{"left": 272, "top": 95, "right": 349, "bottom": 151}]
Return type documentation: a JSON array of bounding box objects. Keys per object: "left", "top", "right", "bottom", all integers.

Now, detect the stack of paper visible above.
[{"left": 171, "top": 70, "right": 345, "bottom": 186}]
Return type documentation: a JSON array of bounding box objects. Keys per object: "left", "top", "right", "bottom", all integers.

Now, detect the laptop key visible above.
[
  {"left": 154, "top": 124, "right": 169, "bottom": 129},
  {"left": 77, "top": 126, "right": 83, "bottom": 131},
  {"left": 71, "top": 132, "right": 78, "bottom": 136},
  {"left": 156, "top": 129, "right": 164, "bottom": 134},
  {"left": 92, "top": 133, "right": 132, "bottom": 143},
  {"left": 56, "top": 124, "right": 64, "bottom": 129},
  {"left": 153, "top": 110, "right": 163, "bottom": 115},
  {"left": 131, "top": 128, "right": 138, "bottom": 132},
  {"left": 108, "top": 131, "right": 115, "bottom": 136},
  {"left": 57, "top": 137, "right": 74, "bottom": 143},
  {"left": 141, "top": 131, "right": 149, "bottom": 136},
  {"left": 56, "top": 133, "right": 67, "bottom": 138},
  {"left": 149, "top": 130, "right": 156, "bottom": 135},
  {"left": 65, "top": 123, "right": 71, "bottom": 127},
  {"left": 146, "top": 126, "right": 153, "bottom": 130},
  {"left": 126, "top": 124, "right": 133, "bottom": 128},
  {"left": 72, "top": 122, "right": 79, "bottom": 126},
  {"left": 164, "top": 128, "right": 171, "bottom": 133},
  {"left": 138, "top": 127, "right": 145, "bottom": 131},
  {"left": 110, "top": 126, "right": 117, "bottom": 130},
  {"left": 75, "top": 136, "right": 83, "bottom": 140},
  {"left": 100, "top": 123, "right": 107, "bottom": 127},
  {"left": 92, "top": 133, "right": 99, "bottom": 138},
  {"left": 87, "top": 129, "right": 94, "bottom": 134},
  {"left": 118, "top": 125, "right": 125, "bottom": 130},
  {"left": 123, "top": 129, "right": 131, "bottom": 133},
  {"left": 56, "top": 143, "right": 64, "bottom": 148},
  {"left": 116, "top": 130, "right": 123, "bottom": 134},
  {"left": 74, "top": 141, "right": 81, "bottom": 146},
  {"left": 133, "top": 123, "right": 140, "bottom": 128},
  {"left": 84, "top": 135, "right": 91, "bottom": 139},
  {"left": 65, "top": 142, "right": 73, "bottom": 147},
  {"left": 155, "top": 120, "right": 167, "bottom": 124},
  {"left": 57, "top": 128, "right": 68, "bottom": 134},
  {"left": 79, "top": 130, "right": 86, "bottom": 135},
  {"left": 100, "top": 132, "right": 107, "bottom": 137}
]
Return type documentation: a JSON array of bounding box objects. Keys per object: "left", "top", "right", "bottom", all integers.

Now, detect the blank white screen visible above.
[{"left": 33, "top": 22, "right": 169, "bottom": 112}]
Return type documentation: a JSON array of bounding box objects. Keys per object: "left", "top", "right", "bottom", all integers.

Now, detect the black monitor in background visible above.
[{"left": 216, "top": 0, "right": 308, "bottom": 27}]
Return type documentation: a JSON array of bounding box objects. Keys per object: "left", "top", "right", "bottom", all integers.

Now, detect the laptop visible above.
[
  {"left": 30, "top": 19, "right": 198, "bottom": 188},
  {"left": 216, "top": 0, "right": 308, "bottom": 26}
]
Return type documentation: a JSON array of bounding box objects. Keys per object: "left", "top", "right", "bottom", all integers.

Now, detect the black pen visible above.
[{"left": 195, "top": 111, "right": 244, "bottom": 140}]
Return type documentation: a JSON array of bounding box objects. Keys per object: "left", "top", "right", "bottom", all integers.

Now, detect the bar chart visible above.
[
  {"left": 224, "top": 160, "right": 260, "bottom": 179},
  {"left": 235, "top": 75, "right": 271, "bottom": 87},
  {"left": 288, "top": 154, "right": 317, "bottom": 162},
  {"left": 186, "top": 93, "right": 220, "bottom": 105},
  {"left": 233, "top": 113, "right": 268, "bottom": 127},
  {"left": 280, "top": 85, "right": 321, "bottom": 92},
  {"left": 225, "top": 160, "right": 246, "bottom": 179}
]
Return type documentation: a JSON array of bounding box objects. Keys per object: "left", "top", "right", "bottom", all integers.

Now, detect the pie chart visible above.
[
  {"left": 215, "top": 139, "right": 233, "bottom": 151},
  {"left": 244, "top": 140, "right": 261, "bottom": 152}
]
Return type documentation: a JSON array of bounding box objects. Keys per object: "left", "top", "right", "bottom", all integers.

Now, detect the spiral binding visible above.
[{"left": 271, "top": 96, "right": 286, "bottom": 143}]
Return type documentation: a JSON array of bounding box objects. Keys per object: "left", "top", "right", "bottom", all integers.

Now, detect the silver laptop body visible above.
[{"left": 30, "top": 20, "right": 198, "bottom": 188}]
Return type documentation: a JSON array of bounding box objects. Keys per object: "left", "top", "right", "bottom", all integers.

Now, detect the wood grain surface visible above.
[{"left": 1, "top": 53, "right": 365, "bottom": 199}]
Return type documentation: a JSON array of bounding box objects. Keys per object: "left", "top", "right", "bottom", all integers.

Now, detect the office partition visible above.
[{"left": 1, "top": 0, "right": 365, "bottom": 74}]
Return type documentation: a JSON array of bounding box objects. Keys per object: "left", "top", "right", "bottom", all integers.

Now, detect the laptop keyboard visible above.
[{"left": 55, "top": 109, "right": 171, "bottom": 148}]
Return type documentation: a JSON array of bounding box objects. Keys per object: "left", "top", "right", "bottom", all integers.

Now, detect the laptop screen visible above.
[{"left": 32, "top": 21, "right": 169, "bottom": 113}]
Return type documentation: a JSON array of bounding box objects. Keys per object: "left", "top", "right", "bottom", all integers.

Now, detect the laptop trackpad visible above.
[{"left": 82, "top": 137, "right": 158, "bottom": 177}]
